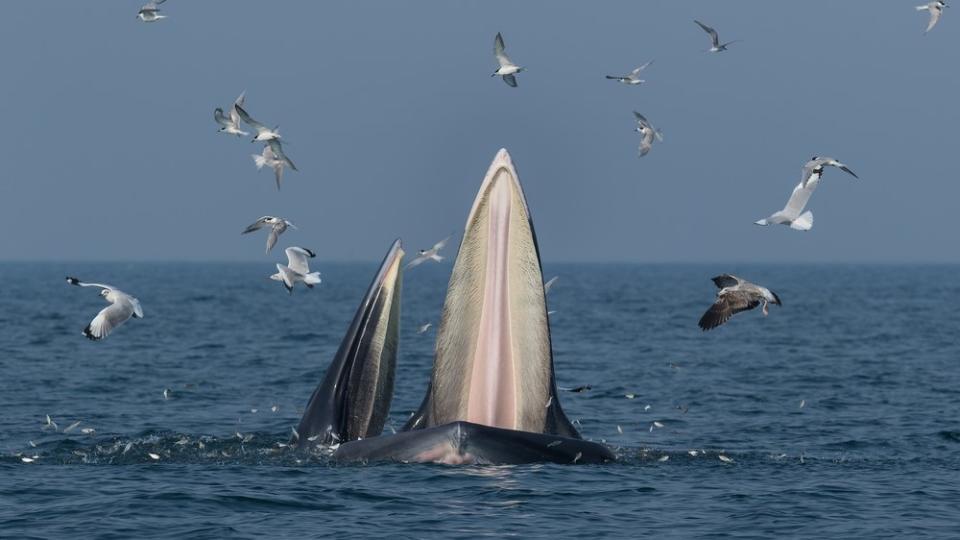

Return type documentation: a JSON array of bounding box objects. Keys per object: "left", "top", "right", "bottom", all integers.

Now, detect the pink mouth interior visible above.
[{"left": 465, "top": 172, "right": 517, "bottom": 429}]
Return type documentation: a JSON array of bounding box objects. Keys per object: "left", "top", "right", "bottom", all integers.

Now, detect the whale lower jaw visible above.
[{"left": 333, "top": 421, "right": 614, "bottom": 465}]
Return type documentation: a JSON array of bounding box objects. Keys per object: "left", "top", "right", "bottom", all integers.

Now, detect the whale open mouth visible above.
[
  {"left": 295, "top": 239, "right": 404, "bottom": 445},
  {"left": 409, "top": 149, "right": 575, "bottom": 436}
]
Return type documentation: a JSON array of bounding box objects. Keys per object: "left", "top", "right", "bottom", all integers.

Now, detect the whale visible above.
[{"left": 294, "top": 149, "right": 614, "bottom": 465}]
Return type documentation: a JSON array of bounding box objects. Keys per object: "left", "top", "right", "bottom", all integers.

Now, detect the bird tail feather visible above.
[
  {"left": 252, "top": 154, "right": 267, "bottom": 170},
  {"left": 303, "top": 272, "right": 322, "bottom": 285},
  {"left": 790, "top": 211, "right": 814, "bottom": 231}
]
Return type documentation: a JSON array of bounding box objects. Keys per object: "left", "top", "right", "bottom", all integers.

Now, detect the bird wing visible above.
[
  {"left": 214, "top": 108, "right": 229, "bottom": 127},
  {"left": 494, "top": 32, "right": 513, "bottom": 67},
  {"left": 265, "top": 226, "right": 282, "bottom": 253},
  {"left": 66, "top": 277, "right": 113, "bottom": 290},
  {"left": 632, "top": 60, "right": 653, "bottom": 75},
  {"left": 141, "top": 0, "right": 166, "bottom": 11},
  {"left": 781, "top": 178, "right": 817, "bottom": 219},
  {"left": 85, "top": 300, "right": 136, "bottom": 340},
  {"left": 267, "top": 139, "right": 297, "bottom": 171},
  {"left": 272, "top": 161, "right": 284, "bottom": 191},
  {"left": 829, "top": 160, "right": 859, "bottom": 179},
  {"left": 633, "top": 111, "right": 651, "bottom": 127},
  {"left": 242, "top": 217, "right": 269, "bottom": 234},
  {"left": 432, "top": 235, "right": 452, "bottom": 252},
  {"left": 285, "top": 247, "right": 315, "bottom": 274},
  {"left": 698, "top": 290, "right": 760, "bottom": 331},
  {"left": 127, "top": 295, "right": 144, "bottom": 318},
  {"left": 234, "top": 103, "right": 267, "bottom": 131},
  {"left": 710, "top": 274, "right": 743, "bottom": 289},
  {"left": 800, "top": 160, "right": 819, "bottom": 188},
  {"left": 694, "top": 20, "right": 720, "bottom": 47},
  {"left": 926, "top": 6, "right": 942, "bottom": 32},
  {"left": 544, "top": 276, "right": 559, "bottom": 294},
  {"left": 404, "top": 254, "right": 429, "bottom": 269},
  {"left": 502, "top": 74, "right": 518, "bottom": 87},
  {"left": 233, "top": 91, "right": 246, "bottom": 108}
]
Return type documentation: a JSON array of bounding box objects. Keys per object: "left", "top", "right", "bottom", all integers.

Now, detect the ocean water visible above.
[{"left": 1, "top": 262, "right": 958, "bottom": 539}]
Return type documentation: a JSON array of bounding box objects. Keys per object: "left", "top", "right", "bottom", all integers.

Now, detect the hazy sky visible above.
[{"left": 1, "top": 1, "right": 957, "bottom": 262}]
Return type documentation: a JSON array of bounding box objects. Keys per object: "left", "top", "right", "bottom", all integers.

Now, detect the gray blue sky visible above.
[{"left": 1, "top": 1, "right": 957, "bottom": 262}]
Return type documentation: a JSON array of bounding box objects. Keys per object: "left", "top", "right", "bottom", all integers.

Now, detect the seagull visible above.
[
  {"left": 694, "top": 20, "right": 740, "bottom": 52},
  {"left": 137, "top": 0, "right": 167, "bottom": 22},
  {"left": 271, "top": 247, "right": 322, "bottom": 294},
  {"left": 698, "top": 274, "right": 781, "bottom": 331},
  {"left": 405, "top": 235, "right": 452, "bottom": 269},
  {"left": 66, "top": 277, "right": 143, "bottom": 340},
  {"left": 800, "top": 156, "right": 858, "bottom": 188},
  {"left": 214, "top": 92, "right": 249, "bottom": 137},
  {"left": 605, "top": 61, "right": 653, "bottom": 85},
  {"left": 252, "top": 141, "right": 297, "bottom": 190},
  {"left": 492, "top": 32, "right": 525, "bottom": 87},
  {"left": 633, "top": 112, "right": 663, "bottom": 157},
  {"left": 242, "top": 216, "right": 296, "bottom": 254},
  {"left": 755, "top": 157, "right": 860, "bottom": 231},
  {"left": 235, "top": 103, "right": 282, "bottom": 142},
  {"left": 917, "top": 1, "right": 948, "bottom": 33},
  {"left": 417, "top": 322, "right": 432, "bottom": 334}
]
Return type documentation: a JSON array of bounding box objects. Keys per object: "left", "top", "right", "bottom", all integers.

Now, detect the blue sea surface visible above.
[{"left": 1, "top": 263, "right": 958, "bottom": 539}]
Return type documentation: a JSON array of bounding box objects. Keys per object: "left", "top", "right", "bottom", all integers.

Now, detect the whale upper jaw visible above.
[
  {"left": 404, "top": 148, "right": 579, "bottom": 439},
  {"left": 295, "top": 239, "right": 404, "bottom": 446}
]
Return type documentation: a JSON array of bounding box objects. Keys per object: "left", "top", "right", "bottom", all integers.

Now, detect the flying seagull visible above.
[
  {"left": 694, "top": 20, "right": 740, "bottom": 52},
  {"left": 633, "top": 111, "right": 663, "bottom": 157},
  {"left": 242, "top": 216, "right": 296, "bottom": 254},
  {"left": 755, "top": 157, "right": 860, "bottom": 231},
  {"left": 66, "top": 277, "right": 143, "bottom": 340},
  {"left": 271, "top": 247, "right": 322, "bottom": 294},
  {"left": 916, "top": 1, "right": 948, "bottom": 33},
  {"left": 214, "top": 92, "right": 249, "bottom": 137},
  {"left": 698, "top": 274, "right": 781, "bottom": 331},
  {"left": 252, "top": 141, "right": 297, "bottom": 190},
  {"left": 137, "top": 0, "right": 167, "bottom": 22},
  {"left": 406, "top": 235, "right": 452, "bottom": 269},
  {"left": 492, "top": 32, "right": 525, "bottom": 87},
  {"left": 235, "top": 103, "right": 282, "bottom": 142},
  {"left": 605, "top": 61, "right": 654, "bottom": 85},
  {"left": 800, "top": 156, "right": 858, "bottom": 188}
]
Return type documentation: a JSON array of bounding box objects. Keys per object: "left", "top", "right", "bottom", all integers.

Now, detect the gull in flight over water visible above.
[
  {"left": 417, "top": 322, "right": 432, "bottom": 335},
  {"left": 137, "top": 0, "right": 167, "bottom": 22},
  {"left": 242, "top": 216, "right": 296, "bottom": 254},
  {"left": 755, "top": 156, "right": 860, "bottom": 231},
  {"left": 235, "top": 103, "right": 282, "bottom": 142},
  {"left": 271, "top": 247, "right": 321, "bottom": 294},
  {"left": 405, "top": 235, "right": 452, "bottom": 269},
  {"left": 917, "top": 1, "right": 948, "bottom": 33},
  {"left": 605, "top": 61, "right": 654, "bottom": 85},
  {"left": 66, "top": 277, "right": 143, "bottom": 340},
  {"left": 214, "top": 92, "right": 249, "bottom": 137},
  {"left": 698, "top": 274, "right": 781, "bottom": 331},
  {"left": 633, "top": 112, "right": 663, "bottom": 157},
  {"left": 694, "top": 20, "right": 740, "bottom": 52},
  {"left": 252, "top": 141, "right": 297, "bottom": 190},
  {"left": 492, "top": 32, "right": 525, "bottom": 87},
  {"left": 800, "top": 156, "right": 858, "bottom": 188}
]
